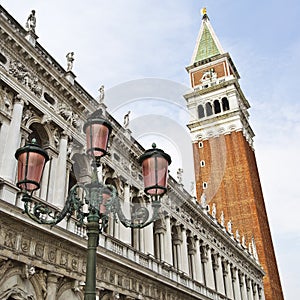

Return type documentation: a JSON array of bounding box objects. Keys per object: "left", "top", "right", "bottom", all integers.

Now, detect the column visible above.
[
  {"left": 2, "top": 95, "right": 24, "bottom": 182},
  {"left": 194, "top": 238, "right": 204, "bottom": 283},
  {"left": 180, "top": 227, "right": 189, "bottom": 274},
  {"left": 257, "top": 285, "right": 265, "bottom": 300},
  {"left": 144, "top": 222, "right": 154, "bottom": 255},
  {"left": 224, "top": 261, "right": 234, "bottom": 299},
  {"left": 46, "top": 273, "right": 60, "bottom": 300},
  {"left": 247, "top": 278, "right": 254, "bottom": 300},
  {"left": 175, "top": 242, "right": 182, "bottom": 270},
  {"left": 0, "top": 120, "right": 9, "bottom": 172},
  {"left": 214, "top": 254, "right": 225, "bottom": 295},
  {"left": 164, "top": 215, "right": 173, "bottom": 265},
  {"left": 160, "top": 232, "right": 165, "bottom": 261},
  {"left": 53, "top": 132, "right": 68, "bottom": 208},
  {"left": 240, "top": 272, "right": 248, "bottom": 300},
  {"left": 203, "top": 246, "right": 215, "bottom": 290},
  {"left": 188, "top": 250, "right": 195, "bottom": 278},
  {"left": 139, "top": 227, "right": 145, "bottom": 252},
  {"left": 232, "top": 267, "right": 242, "bottom": 300},
  {"left": 119, "top": 184, "right": 131, "bottom": 244},
  {"left": 154, "top": 230, "right": 162, "bottom": 260},
  {"left": 253, "top": 284, "right": 261, "bottom": 300}
]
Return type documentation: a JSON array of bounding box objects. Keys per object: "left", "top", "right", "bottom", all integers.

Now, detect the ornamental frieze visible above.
[
  {"left": 57, "top": 101, "right": 80, "bottom": 128},
  {"left": 0, "top": 86, "right": 13, "bottom": 115},
  {"left": 47, "top": 246, "right": 57, "bottom": 263},
  {"left": 4, "top": 230, "right": 17, "bottom": 250},
  {"left": 20, "top": 236, "right": 31, "bottom": 253},
  {"left": 9, "top": 60, "right": 42, "bottom": 97},
  {"left": 35, "top": 242, "right": 45, "bottom": 258},
  {"left": 60, "top": 251, "right": 68, "bottom": 267},
  {"left": 71, "top": 256, "right": 79, "bottom": 272}
]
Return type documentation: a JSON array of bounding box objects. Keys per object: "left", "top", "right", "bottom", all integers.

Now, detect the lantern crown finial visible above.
[{"left": 152, "top": 143, "right": 156, "bottom": 149}]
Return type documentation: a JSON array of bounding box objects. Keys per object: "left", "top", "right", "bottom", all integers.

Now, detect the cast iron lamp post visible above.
[{"left": 15, "top": 110, "right": 171, "bottom": 300}]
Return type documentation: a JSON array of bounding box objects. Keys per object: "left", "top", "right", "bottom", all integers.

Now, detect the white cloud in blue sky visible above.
[{"left": 1, "top": 0, "right": 299, "bottom": 298}]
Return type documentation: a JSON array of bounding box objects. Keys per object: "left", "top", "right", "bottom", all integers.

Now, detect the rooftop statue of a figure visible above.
[
  {"left": 66, "top": 52, "right": 74, "bottom": 72},
  {"left": 98, "top": 85, "right": 105, "bottom": 103},
  {"left": 26, "top": 10, "right": 36, "bottom": 32}
]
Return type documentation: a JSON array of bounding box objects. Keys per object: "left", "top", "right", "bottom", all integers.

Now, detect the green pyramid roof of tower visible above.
[
  {"left": 195, "top": 22, "right": 220, "bottom": 62},
  {"left": 190, "top": 11, "right": 225, "bottom": 65}
]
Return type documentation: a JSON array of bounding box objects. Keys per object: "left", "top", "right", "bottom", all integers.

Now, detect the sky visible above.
[{"left": 1, "top": 0, "right": 299, "bottom": 298}]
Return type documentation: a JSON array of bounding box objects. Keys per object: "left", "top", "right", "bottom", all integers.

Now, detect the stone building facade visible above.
[{"left": 0, "top": 5, "right": 265, "bottom": 300}]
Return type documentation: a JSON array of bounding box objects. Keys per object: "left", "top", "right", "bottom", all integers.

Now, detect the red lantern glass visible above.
[
  {"left": 83, "top": 112, "right": 112, "bottom": 160},
  {"left": 139, "top": 144, "right": 171, "bottom": 196},
  {"left": 15, "top": 140, "right": 49, "bottom": 192}
]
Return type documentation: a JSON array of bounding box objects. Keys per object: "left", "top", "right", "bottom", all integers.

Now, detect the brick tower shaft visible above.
[{"left": 185, "top": 9, "right": 284, "bottom": 300}]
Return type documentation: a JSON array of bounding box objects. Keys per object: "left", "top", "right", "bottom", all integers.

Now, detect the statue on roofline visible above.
[{"left": 26, "top": 10, "right": 36, "bottom": 33}]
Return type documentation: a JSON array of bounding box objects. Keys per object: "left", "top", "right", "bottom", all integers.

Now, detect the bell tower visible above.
[{"left": 184, "top": 9, "right": 284, "bottom": 300}]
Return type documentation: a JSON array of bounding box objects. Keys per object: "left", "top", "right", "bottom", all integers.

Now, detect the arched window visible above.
[
  {"left": 205, "top": 102, "right": 213, "bottom": 116},
  {"left": 198, "top": 104, "right": 205, "bottom": 118},
  {"left": 28, "top": 123, "right": 49, "bottom": 147},
  {"left": 222, "top": 97, "right": 230, "bottom": 111},
  {"left": 214, "top": 100, "right": 221, "bottom": 114}
]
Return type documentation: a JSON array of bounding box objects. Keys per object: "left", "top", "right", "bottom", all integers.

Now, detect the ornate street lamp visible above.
[{"left": 15, "top": 110, "right": 171, "bottom": 300}]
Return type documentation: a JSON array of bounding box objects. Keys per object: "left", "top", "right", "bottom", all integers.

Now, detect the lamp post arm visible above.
[
  {"left": 21, "top": 184, "right": 87, "bottom": 227},
  {"left": 105, "top": 187, "right": 161, "bottom": 229}
]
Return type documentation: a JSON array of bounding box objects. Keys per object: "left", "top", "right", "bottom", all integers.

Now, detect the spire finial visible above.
[{"left": 201, "top": 7, "right": 208, "bottom": 19}]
